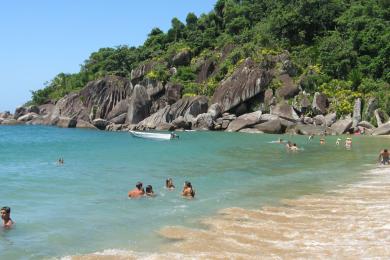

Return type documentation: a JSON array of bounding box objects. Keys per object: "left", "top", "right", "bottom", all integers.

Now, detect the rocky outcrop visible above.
[
  {"left": 207, "top": 103, "right": 223, "bottom": 120},
  {"left": 137, "top": 106, "right": 171, "bottom": 130},
  {"left": 14, "top": 106, "right": 27, "bottom": 119},
  {"left": 239, "top": 128, "right": 264, "bottom": 134},
  {"left": 92, "top": 118, "right": 110, "bottom": 130},
  {"left": 192, "top": 113, "right": 214, "bottom": 130},
  {"left": 312, "top": 92, "right": 328, "bottom": 115},
  {"left": 352, "top": 98, "right": 362, "bottom": 128},
  {"left": 313, "top": 115, "right": 326, "bottom": 126},
  {"left": 330, "top": 117, "right": 353, "bottom": 134},
  {"left": 270, "top": 103, "right": 299, "bottom": 121},
  {"left": 264, "top": 89, "right": 274, "bottom": 108},
  {"left": 372, "top": 122, "right": 390, "bottom": 135},
  {"left": 196, "top": 59, "right": 216, "bottom": 83},
  {"left": 364, "top": 97, "right": 378, "bottom": 120},
  {"left": 291, "top": 124, "right": 335, "bottom": 136},
  {"left": 374, "top": 109, "right": 387, "bottom": 127},
  {"left": 211, "top": 58, "right": 273, "bottom": 112},
  {"left": 324, "top": 112, "right": 337, "bottom": 127},
  {"left": 51, "top": 93, "right": 89, "bottom": 122},
  {"left": 76, "top": 120, "right": 96, "bottom": 129},
  {"left": 357, "top": 121, "right": 374, "bottom": 129},
  {"left": 170, "top": 96, "right": 208, "bottom": 121},
  {"left": 226, "top": 111, "right": 262, "bottom": 132},
  {"left": 130, "top": 61, "right": 158, "bottom": 85},
  {"left": 110, "top": 113, "right": 127, "bottom": 124},
  {"left": 172, "top": 50, "right": 191, "bottom": 67},
  {"left": 127, "top": 84, "right": 151, "bottom": 124},
  {"left": 56, "top": 117, "right": 77, "bottom": 128},
  {"left": 17, "top": 112, "right": 39, "bottom": 122},
  {"left": 106, "top": 100, "right": 129, "bottom": 121},
  {"left": 165, "top": 83, "right": 183, "bottom": 105}
]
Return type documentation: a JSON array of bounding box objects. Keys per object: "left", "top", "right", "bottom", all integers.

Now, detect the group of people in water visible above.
[
  {"left": 128, "top": 178, "right": 195, "bottom": 199},
  {"left": 278, "top": 136, "right": 354, "bottom": 151}
]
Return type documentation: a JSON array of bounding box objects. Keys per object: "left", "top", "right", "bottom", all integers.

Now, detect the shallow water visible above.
[{"left": 0, "top": 125, "right": 388, "bottom": 259}]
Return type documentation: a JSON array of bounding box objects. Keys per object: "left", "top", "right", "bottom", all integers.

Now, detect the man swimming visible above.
[
  {"left": 378, "top": 149, "right": 389, "bottom": 165},
  {"left": 145, "top": 185, "right": 156, "bottom": 197},
  {"left": 128, "top": 182, "right": 145, "bottom": 198},
  {"left": 1, "top": 207, "right": 14, "bottom": 228}
]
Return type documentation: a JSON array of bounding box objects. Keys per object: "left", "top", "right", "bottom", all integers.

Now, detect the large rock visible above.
[
  {"left": 126, "top": 84, "right": 151, "bottom": 124},
  {"left": 130, "top": 61, "right": 158, "bottom": 85},
  {"left": 14, "top": 106, "right": 27, "bottom": 119},
  {"left": 80, "top": 76, "right": 133, "bottom": 120},
  {"left": 374, "top": 109, "right": 387, "bottom": 127},
  {"left": 313, "top": 115, "right": 326, "bottom": 126},
  {"left": 172, "top": 50, "right": 191, "bottom": 67},
  {"left": 270, "top": 103, "right": 299, "bottom": 121},
  {"left": 51, "top": 93, "right": 89, "bottom": 122},
  {"left": 17, "top": 112, "right": 39, "bottom": 122},
  {"left": 1, "top": 119, "right": 22, "bottom": 125},
  {"left": 192, "top": 113, "right": 214, "bottom": 130},
  {"left": 292, "top": 124, "right": 336, "bottom": 136},
  {"left": 207, "top": 103, "right": 223, "bottom": 120},
  {"left": 264, "top": 89, "right": 274, "bottom": 108},
  {"left": 196, "top": 58, "right": 216, "bottom": 83},
  {"left": 110, "top": 113, "right": 127, "bottom": 124},
  {"left": 364, "top": 97, "right": 378, "bottom": 120},
  {"left": 0, "top": 111, "right": 12, "bottom": 119},
  {"left": 275, "top": 74, "right": 299, "bottom": 99},
  {"left": 352, "top": 98, "right": 362, "bottom": 128},
  {"left": 172, "top": 116, "right": 191, "bottom": 129},
  {"left": 239, "top": 128, "right": 264, "bottom": 134},
  {"left": 137, "top": 106, "right": 171, "bottom": 130},
  {"left": 330, "top": 117, "right": 353, "bottom": 134},
  {"left": 226, "top": 111, "right": 262, "bottom": 132},
  {"left": 76, "top": 120, "right": 96, "bottom": 129},
  {"left": 56, "top": 117, "right": 77, "bottom": 128},
  {"left": 372, "top": 122, "right": 390, "bottom": 135},
  {"left": 324, "top": 112, "right": 337, "bottom": 127},
  {"left": 312, "top": 92, "right": 328, "bottom": 115},
  {"left": 165, "top": 83, "right": 183, "bottom": 105},
  {"left": 38, "top": 104, "right": 55, "bottom": 115},
  {"left": 211, "top": 58, "right": 273, "bottom": 112},
  {"left": 253, "top": 119, "right": 282, "bottom": 134},
  {"left": 155, "top": 122, "right": 175, "bottom": 131},
  {"left": 106, "top": 100, "right": 129, "bottom": 121},
  {"left": 92, "top": 118, "right": 110, "bottom": 130},
  {"left": 357, "top": 121, "right": 374, "bottom": 129}
]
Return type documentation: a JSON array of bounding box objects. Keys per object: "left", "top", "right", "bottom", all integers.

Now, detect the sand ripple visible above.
[{"left": 71, "top": 167, "right": 390, "bottom": 259}]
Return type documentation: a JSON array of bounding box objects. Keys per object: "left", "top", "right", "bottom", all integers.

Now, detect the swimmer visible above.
[
  {"left": 345, "top": 137, "right": 352, "bottom": 149},
  {"left": 182, "top": 181, "right": 195, "bottom": 198},
  {"left": 128, "top": 182, "right": 145, "bottom": 198},
  {"left": 290, "top": 143, "right": 299, "bottom": 151},
  {"left": 308, "top": 135, "right": 314, "bottom": 141},
  {"left": 378, "top": 149, "right": 389, "bottom": 165},
  {"left": 57, "top": 158, "right": 64, "bottom": 165},
  {"left": 286, "top": 141, "right": 292, "bottom": 149},
  {"left": 165, "top": 178, "right": 175, "bottom": 189},
  {"left": 170, "top": 132, "right": 179, "bottom": 139},
  {"left": 145, "top": 185, "right": 156, "bottom": 197},
  {"left": 320, "top": 138, "right": 325, "bottom": 145},
  {"left": 336, "top": 138, "right": 342, "bottom": 145},
  {"left": 1, "top": 207, "right": 14, "bottom": 228}
]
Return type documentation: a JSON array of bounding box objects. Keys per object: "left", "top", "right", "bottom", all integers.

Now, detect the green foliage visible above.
[{"left": 29, "top": 0, "right": 390, "bottom": 119}]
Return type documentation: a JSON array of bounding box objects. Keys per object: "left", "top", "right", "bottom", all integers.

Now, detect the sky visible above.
[{"left": 0, "top": 0, "right": 216, "bottom": 112}]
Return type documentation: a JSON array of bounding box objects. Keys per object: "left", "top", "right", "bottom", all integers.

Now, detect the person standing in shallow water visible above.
[
  {"left": 1, "top": 207, "right": 14, "bottom": 228},
  {"left": 182, "top": 181, "right": 195, "bottom": 198},
  {"left": 378, "top": 149, "right": 389, "bottom": 165},
  {"left": 165, "top": 178, "right": 175, "bottom": 190}
]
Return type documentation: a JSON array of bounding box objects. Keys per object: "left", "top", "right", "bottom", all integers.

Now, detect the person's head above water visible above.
[
  {"left": 145, "top": 185, "right": 154, "bottom": 194},
  {"left": 1, "top": 207, "right": 11, "bottom": 222},
  {"left": 136, "top": 182, "right": 143, "bottom": 190}
]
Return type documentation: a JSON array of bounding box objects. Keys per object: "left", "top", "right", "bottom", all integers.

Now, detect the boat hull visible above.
[{"left": 129, "top": 130, "right": 173, "bottom": 140}]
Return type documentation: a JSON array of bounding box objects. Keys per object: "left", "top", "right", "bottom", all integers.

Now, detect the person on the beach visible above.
[
  {"left": 345, "top": 138, "right": 352, "bottom": 149},
  {"left": 145, "top": 185, "right": 155, "bottom": 197},
  {"left": 165, "top": 178, "right": 175, "bottom": 189},
  {"left": 378, "top": 149, "right": 390, "bottom": 165},
  {"left": 1, "top": 207, "right": 14, "bottom": 228},
  {"left": 182, "top": 181, "right": 195, "bottom": 198},
  {"left": 128, "top": 182, "right": 145, "bottom": 198}
]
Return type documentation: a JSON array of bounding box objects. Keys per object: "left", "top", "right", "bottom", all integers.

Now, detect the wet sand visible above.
[{"left": 72, "top": 167, "right": 390, "bottom": 259}]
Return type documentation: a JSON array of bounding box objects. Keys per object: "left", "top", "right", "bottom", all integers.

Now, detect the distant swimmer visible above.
[
  {"left": 1, "top": 207, "right": 14, "bottom": 228},
  {"left": 286, "top": 141, "right": 292, "bottom": 149},
  {"left": 165, "top": 178, "right": 175, "bottom": 190},
  {"left": 128, "top": 182, "right": 145, "bottom": 198},
  {"left": 145, "top": 185, "right": 156, "bottom": 197},
  {"left": 308, "top": 135, "right": 314, "bottom": 141},
  {"left": 290, "top": 143, "right": 299, "bottom": 151},
  {"left": 378, "top": 149, "right": 389, "bottom": 165},
  {"left": 345, "top": 137, "right": 352, "bottom": 149},
  {"left": 182, "top": 181, "right": 195, "bottom": 198},
  {"left": 320, "top": 138, "right": 325, "bottom": 145},
  {"left": 170, "top": 132, "right": 179, "bottom": 139},
  {"left": 336, "top": 138, "right": 342, "bottom": 145},
  {"left": 58, "top": 158, "right": 64, "bottom": 165}
]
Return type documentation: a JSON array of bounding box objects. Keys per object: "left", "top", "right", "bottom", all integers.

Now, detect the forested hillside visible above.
[{"left": 29, "top": 0, "right": 389, "bottom": 118}]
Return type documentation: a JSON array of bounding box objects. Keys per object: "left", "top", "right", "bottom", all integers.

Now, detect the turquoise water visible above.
[{"left": 0, "top": 125, "right": 386, "bottom": 259}]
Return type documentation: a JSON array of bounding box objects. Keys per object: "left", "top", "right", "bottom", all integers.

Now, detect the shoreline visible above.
[{"left": 71, "top": 166, "right": 390, "bottom": 259}]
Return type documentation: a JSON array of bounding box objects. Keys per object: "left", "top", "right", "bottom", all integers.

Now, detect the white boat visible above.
[{"left": 129, "top": 130, "right": 177, "bottom": 140}]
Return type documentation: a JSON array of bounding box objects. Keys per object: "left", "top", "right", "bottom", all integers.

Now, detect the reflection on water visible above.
[{"left": 74, "top": 167, "right": 390, "bottom": 259}]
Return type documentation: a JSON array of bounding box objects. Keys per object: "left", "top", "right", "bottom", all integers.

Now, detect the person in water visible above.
[
  {"left": 345, "top": 137, "right": 352, "bottom": 149},
  {"left": 128, "top": 182, "right": 145, "bottom": 198},
  {"left": 165, "top": 178, "right": 175, "bottom": 189},
  {"left": 290, "top": 143, "right": 299, "bottom": 151},
  {"left": 145, "top": 185, "right": 156, "bottom": 197},
  {"left": 378, "top": 149, "right": 390, "bottom": 165},
  {"left": 182, "top": 181, "right": 195, "bottom": 198},
  {"left": 58, "top": 158, "right": 64, "bottom": 165},
  {"left": 320, "top": 138, "right": 325, "bottom": 145},
  {"left": 336, "top": 138, "right": 342, "bottom": 145},
  {"left": 1, "top": 207, "right": 14, "bottom": 228},
  {"left": 286, "top": 141, "right": 292, "bottom": 149}
]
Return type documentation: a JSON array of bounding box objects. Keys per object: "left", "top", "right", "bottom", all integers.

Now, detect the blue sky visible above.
[{"left": 0, "top": 0, "right": 216, "bottom": 112}]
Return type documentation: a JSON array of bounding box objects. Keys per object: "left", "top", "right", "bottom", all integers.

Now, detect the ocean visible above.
[{"left": 0, "top": 125, "right": 389, "bottom": 259}]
